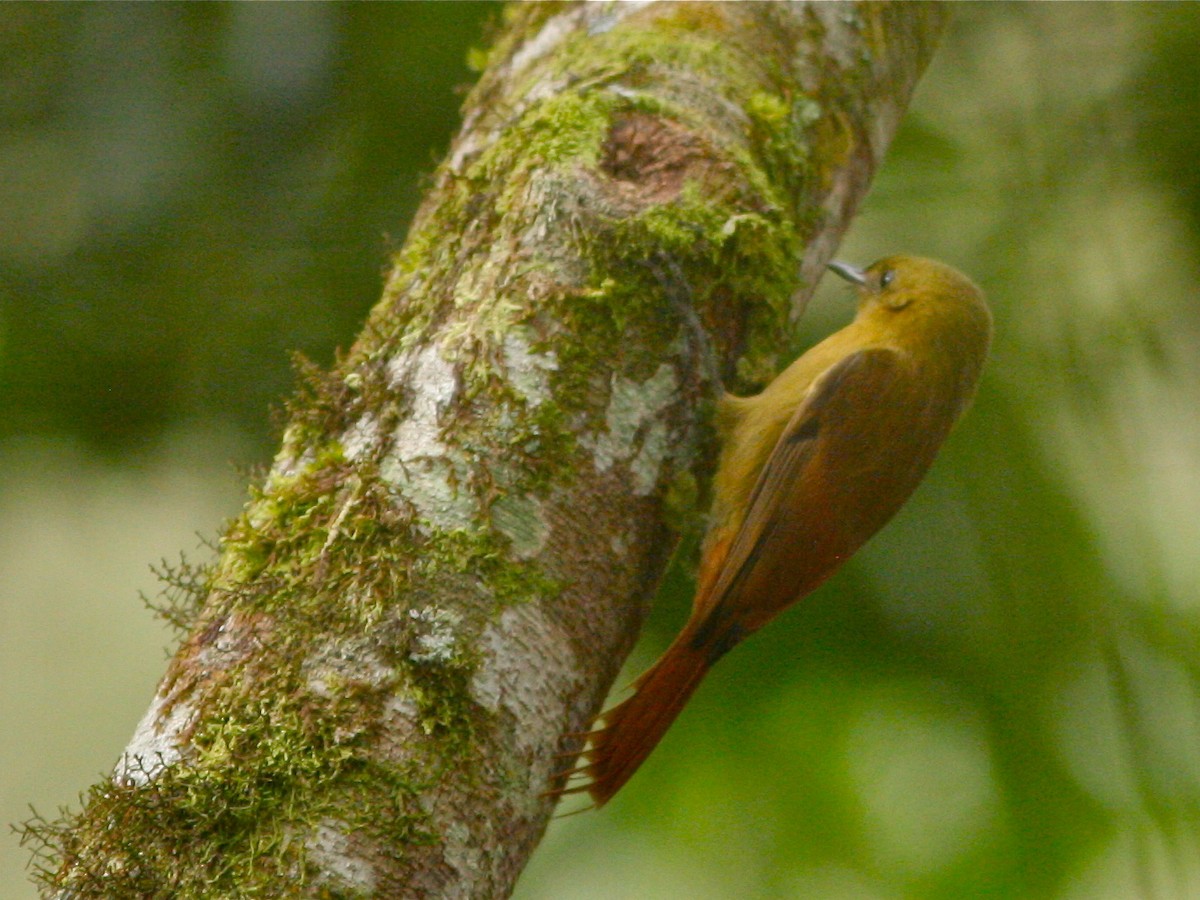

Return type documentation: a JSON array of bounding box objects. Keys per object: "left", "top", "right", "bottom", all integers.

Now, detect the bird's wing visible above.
[{"left": 692, "top": 347, "right": 914, "bottom": 639}]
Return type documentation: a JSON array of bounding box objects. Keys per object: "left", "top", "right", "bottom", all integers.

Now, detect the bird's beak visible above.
[{"left": 827, "top": 260, "right": 868, "bottom": 286}]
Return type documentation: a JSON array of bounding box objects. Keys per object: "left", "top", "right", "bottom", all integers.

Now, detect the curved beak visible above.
[{"left": 827, "top": 260, "right": 868, "bottom": 286}]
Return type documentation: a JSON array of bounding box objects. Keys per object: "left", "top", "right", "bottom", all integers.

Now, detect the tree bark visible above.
[{"left": 27, "top": 2, "right": 948, "bottom": 897}]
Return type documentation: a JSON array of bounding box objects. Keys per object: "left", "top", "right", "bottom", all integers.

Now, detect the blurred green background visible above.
[{"left": 3, "top": 4, "right": 1199, "bottom": 898}]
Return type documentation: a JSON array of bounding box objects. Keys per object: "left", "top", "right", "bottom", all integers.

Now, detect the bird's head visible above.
[{"left": 828, "top": 254, "right": 992, "bottom": 358}]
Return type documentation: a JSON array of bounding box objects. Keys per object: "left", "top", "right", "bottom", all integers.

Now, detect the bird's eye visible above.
[{"left": 879, "top": 269, "right": 896, "bottom": 289}]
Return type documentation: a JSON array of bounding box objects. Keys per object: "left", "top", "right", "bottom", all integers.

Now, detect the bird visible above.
[{"left": 554, "top": 254, "right": 993, "bottom": 807}]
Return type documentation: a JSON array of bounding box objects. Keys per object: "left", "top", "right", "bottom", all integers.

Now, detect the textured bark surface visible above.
[{"left": 27, "top": 2, "right": 948, "bottom": 897}]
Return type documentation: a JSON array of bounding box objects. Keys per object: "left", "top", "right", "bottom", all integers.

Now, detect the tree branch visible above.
[{"left": 25, "top": 2, "right": 948, "bottom": 896}]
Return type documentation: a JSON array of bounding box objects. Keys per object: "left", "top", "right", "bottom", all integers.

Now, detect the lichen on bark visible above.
[{"left": 22, "top": 3, "right": 948, "bottom": 897}]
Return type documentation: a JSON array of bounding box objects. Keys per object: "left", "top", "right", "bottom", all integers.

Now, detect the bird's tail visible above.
[{"left": 558, "top": 618, "right": 731, "bottom": 807}]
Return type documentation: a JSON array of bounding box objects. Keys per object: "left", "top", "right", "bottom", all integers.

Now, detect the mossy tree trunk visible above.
[{"left": 27, "top": 2, "right": 948, "bottom": 897}]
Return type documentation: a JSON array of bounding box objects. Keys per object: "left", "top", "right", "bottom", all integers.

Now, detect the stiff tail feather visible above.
[{"left": 561, "top": 623, "right": 724, "bottom": 807}]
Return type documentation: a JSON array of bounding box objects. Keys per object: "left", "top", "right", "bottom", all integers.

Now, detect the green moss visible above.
[
  {"left": 23, "top": 685, "right": 433, "bottom": 899},
  {"left": 492, "top": 92, "right": 611, "bottom": 175},
  {"left": 23, "top": 483, "right": 481, "bottom": 893},
  {"left": 570, "top": 170, "right": 799, "bottom": 393},
  {"left": 375, "top": 0, "right": 825, "bottom": 397},
  {"left": 409, "top": 661, "right": 477, "bottom": 739},
  {"left": 747, "top": 90, "right": 821, "bottom": 178},
  {"left": 540, "top": 14, "right": 746, "bottom": 103},
  {"left": 419, "top": 528, "right": 559, "bottom": 612},
  {"left": 143, "top": 551, "right": 217, "bottom": 634}
]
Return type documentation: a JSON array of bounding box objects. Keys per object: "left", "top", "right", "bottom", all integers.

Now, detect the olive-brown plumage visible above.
[{"left": 560, "top": 255, "right": 992, "bottom": 807}]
